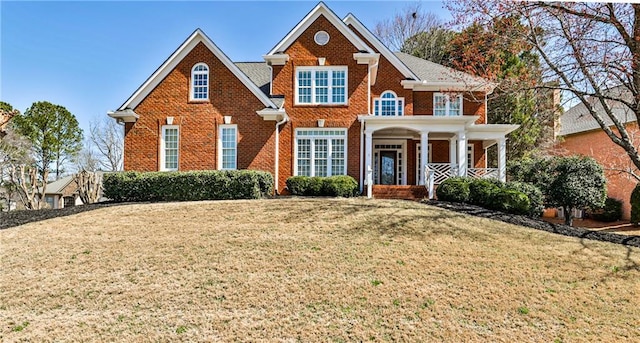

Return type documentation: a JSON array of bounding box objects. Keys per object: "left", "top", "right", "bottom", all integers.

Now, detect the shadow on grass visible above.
[
  {"left": 0, "top": 202, "right": 130, "bottom": 230},
  {"left": 425, "top": 200, "right": 640, "bottom": 249}
]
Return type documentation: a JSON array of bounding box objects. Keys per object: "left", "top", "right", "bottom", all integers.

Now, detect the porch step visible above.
[{"left": 372, "top": 185, "right": 429, "bottom": 200}]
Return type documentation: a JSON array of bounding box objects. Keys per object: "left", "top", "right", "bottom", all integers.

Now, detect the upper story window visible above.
[
  {"left": 434, "top": 93, "right": 462, "bottom": 116},
  {"left": 191, "top": 63, "right": 209, "bottom": 100},
  {"left": 295, "top": 67, "right": 347, "bottom": 105},
  {"left": 374, "top": 91, "right": 404, "bottom": 116}
]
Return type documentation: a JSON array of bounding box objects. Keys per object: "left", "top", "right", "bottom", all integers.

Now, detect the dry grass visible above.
[{"left": 1, "top": 198, "right": 639, "bottom": 342}]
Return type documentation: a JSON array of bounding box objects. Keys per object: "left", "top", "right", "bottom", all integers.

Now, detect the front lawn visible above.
[{"left": 1, "top": 198, "right": 638, "bottom": 341}]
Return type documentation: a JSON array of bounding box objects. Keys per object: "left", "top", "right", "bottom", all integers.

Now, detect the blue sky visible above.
[{"left": 1, "top": 1, "right": 448, "bottom": 133}]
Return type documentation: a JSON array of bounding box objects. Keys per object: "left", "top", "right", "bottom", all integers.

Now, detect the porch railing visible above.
[
  {"left": 427, "top": 163, "right": 458, "bottom": 184},
  {"left": 467, "top": 168, "right": 499, "bottom": 179}
]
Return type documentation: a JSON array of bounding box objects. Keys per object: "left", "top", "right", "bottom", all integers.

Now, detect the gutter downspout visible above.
[
  {"left": 362, "top": 60, "right": 377, "bottom": 193},
  {"left": 274, "top": 111, "right": 289, "bottom": 194}
]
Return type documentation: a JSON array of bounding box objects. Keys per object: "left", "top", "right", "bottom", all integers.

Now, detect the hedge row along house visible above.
[{"left": 108, "top": 2, "right": 518, "bottom": 198}]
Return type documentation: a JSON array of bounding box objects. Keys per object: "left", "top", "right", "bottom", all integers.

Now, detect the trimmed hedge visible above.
[
  {"left": 590, "top": 197, "right": 623, "bottom": 222},
  {"left": 103, "top": 170, "right": 274, "bottom": 202},
  {"left": 435, "top": 177, "right": 471, "bottom": 203},
  {"left": 286, "top": 175, "right": 359, "bottom": 197},
  {"left": 437, "top": 177, "right": 539, "bottom": 217},
  {"left": 632, "top": 184, "right": 640, "bottom": 226},
  {"left": 505, "top": 181, "right": 544, "bottom": 217}
]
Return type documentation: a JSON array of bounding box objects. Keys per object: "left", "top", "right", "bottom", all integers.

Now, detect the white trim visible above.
[
  {"left": 372, "top": 139, "right": 406, "bottom": 185},
  {"left": 467, "top": 143, "right": 474, "bottom": 169},
  {"left": 190, "top": 62, "right": 209, "bottom": 101},
  {"left": 314, "top": 30, "right": 330, "bottom": 45},
  {"left": 343, "top": 14, "right": 419, "bottom": 80},
  {"left": 401, "top": 80, "right": 494, "bottom": 92},
  {"left": 118, "top": 29, "right": 277, "bottom": 111},
  {"left": 293, "top": 128, "right": 348, "bottom": 177},
  {"left": 160, "top": 125, "right": 179, "bottom": 171},
  {"left": 294, "top": 66, "right": 348, "bottom": 106},
  {"left": 433, "top": 92, "right": 463, "bottom": 116},
  {"left": 373, "top": 90, "right": 404, "bottom": 116},
  {"left": 218, "top": 124, "right": 238, "bottom": 170},
  {"left": 416, "top": 143, "right": 433, "bottom": 185},
  {"left": 266, "top": 2, "right": 373, "bottom": 56}
]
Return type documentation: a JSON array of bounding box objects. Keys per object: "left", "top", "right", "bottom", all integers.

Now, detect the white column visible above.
[
  {"left": 449, "top": 136, "right": 457, "bottom": 172},
  {"left": 419, "top": 131, "right": 429, "bottom": 185},
  {"left": 457, "top": 131, "right": 467, "bottom": 177},
  {"left": 498, "top": 137, "right": 507, "bottom": 182},
  {"left": 365, "top": 130, "right": 373, "bottom": 198}
]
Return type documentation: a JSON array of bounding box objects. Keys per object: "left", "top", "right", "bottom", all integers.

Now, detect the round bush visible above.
[
  {"left": 590, "top": 197, "right": 623, "bottom": 222},
  {"left": 286, "top": 176, "right": 309, "bottom": 195},
  {"left": 494, "top": 188, "right": 530, "bottom": 215},
  {"left": 323, "top": 175, "right": 359, "bottom": 197},
  {"left": 468, "top": 179, "right": 502, "bottom": 209},
  {"left": 436, "top": 177, "right": 471, "bottom": 203},
  {"left": 506, "top": 181, "right": 544, "bottom": 217}
]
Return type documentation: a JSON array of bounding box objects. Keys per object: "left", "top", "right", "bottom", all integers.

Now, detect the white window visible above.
[
  {"left": 295, "top": 67, "right": 347, "bottom": 105},
  {"left": 295, "top": 129, "right": 347, "bottom": 177},
  {"left": 161, "top": 125, "right": 179, "bottom": 171},
  {"left": 467, "top": 144, "right": 474, "bottom": 169},
  {"left": 416, "top": 143, "right": 433, "bottom": 180},
  {"left": 218, "top": 125, "right": 237, "bottom": 170},
  {"left": 374, "top": 91, "right": 404, "bottom": 116},
  {"left": 434, "top": 93, "right": 462, "bottom": 116},
  {"left": 191, "top": 63, "right": 209, "bottom": 100}
]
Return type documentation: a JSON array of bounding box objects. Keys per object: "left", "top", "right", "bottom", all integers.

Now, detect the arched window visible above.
[
  {"left": 373, "top": 91, "right": 404, "bottom": 116},
  {"left": 191, "top": 63, "right": 209, "bottom": 100}
]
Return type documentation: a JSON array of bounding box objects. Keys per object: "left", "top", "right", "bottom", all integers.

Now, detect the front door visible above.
[{"left": 379, "top": 151, "right": 397, "bottom": 185}]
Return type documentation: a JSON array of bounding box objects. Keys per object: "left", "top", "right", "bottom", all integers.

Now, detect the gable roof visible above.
[
  {"left": 559, "top": 86, "right": 637, "bottom": 136},
  {"left": 118, "top": 29, "right": 278, "bottom": 111},
  {"left": 266, "top": 2, "right": 373, "bottom": 55},
  {"left": 394, "top": 52, "right": 488, "bottom": 86},
  {"left": 234, "top": 62, "right": 284, "bottom": 108},
  {"left": 342, "top": 14, "right": 418, "bottom": 81},
  {"left": 46, "top": 175, "right": 76, "bottom": 195}
]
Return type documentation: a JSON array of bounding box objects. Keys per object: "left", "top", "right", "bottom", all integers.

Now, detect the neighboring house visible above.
[
  {"left": 555, "top": 86, "right": 639, "bottom": 220},
  {"left": 108, "top": 2, "right": 518, "bottom": 198},
  {"left": 43, "top": 175, "right": 83, "bottom": 209}
]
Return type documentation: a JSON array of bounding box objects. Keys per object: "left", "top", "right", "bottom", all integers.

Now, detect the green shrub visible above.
[
  {"left": 323, "top": 175, "right": 360, "bottom": 197},
  {"left": 632, "top": 184, "right": 640, "bottom": 226},
  {"left": 436, "top": 177, "right": 471, "bottom": 203},
  {"left": 494, "top": 188, "right": 530, "bottom": 215},
  {"left": 468, "top": 179, "right": 502, "bottom": 209},
  {"left": 506, "top": 181, "right": 544, "bottom": 217},
  {"left": 286, "top": 175, "right": 359, "bottom": 197},
  {"left": 103, "top": 170, "right": 273, "bottom": 202},
  {"left": 590, "top": 197, "right": 623, "bottom": 222}
]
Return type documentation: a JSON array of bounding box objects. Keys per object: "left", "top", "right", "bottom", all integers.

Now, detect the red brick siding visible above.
[
  {"left": 555, "top": 123, "right": 639, "bottom": 220},
  {"left": 124, "top": 42, "right": 276, "bottom": 176}
]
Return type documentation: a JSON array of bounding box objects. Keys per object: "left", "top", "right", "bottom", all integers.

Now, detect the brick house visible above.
[
  {"left": 108, "top": 2, "right": 518, "bottom": 198},
  {"left": 43, "top": 175, "right": 82, "bottom": 209},
  {"left": 555, "top": 87, "right": 639, "bottom": 220}
]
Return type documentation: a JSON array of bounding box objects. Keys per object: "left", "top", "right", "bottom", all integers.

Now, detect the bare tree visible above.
[
  {"left": 374, "top": 3, "right": 443, "bottom": 52},
  {"left": 89, "top": 117, "right": 123, "bottom": 171},
  {"left": 448, "top": 1, "right": 640, "bottom": 179},
  {"left": 74, "top": 170, "right": 102, "bottom": 204}
]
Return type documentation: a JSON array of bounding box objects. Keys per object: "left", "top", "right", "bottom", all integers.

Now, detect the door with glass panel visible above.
[{"left": 379, "top": 151, "right": 397, "bottom": 185}]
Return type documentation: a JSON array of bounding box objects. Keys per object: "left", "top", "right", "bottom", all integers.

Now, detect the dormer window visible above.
[
  {"left": 295, "top": 66, "right": 347, "bottom": 105},
  {"left": 373, "top": 91, "right": 404, "bottom": 116},
  {"left": 191, "top": 63, "right": 209, "bottom": 100},
  {"left": 434, "top": 93, "right": 462, "bottom": 116}
]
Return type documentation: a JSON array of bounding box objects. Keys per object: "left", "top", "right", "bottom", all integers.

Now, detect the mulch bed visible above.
[
  {"left": 423, "top": 200, "right": 640, "bottom": 248},
  {"left": 0, "top": 202, "right": 122, "bottom": 230}
]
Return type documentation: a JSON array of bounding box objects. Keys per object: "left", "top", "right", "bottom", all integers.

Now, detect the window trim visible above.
[
  {"left": 190, "top": 62, "right": 209, "bottom": 101},
  {"left": 218, "top": 124, "right": 238, "bottom": 170},
  {"left": 433, "top": 92, "right": 463, "bottom": 116},
  {"left": 293, "top": 128, "right": 348, "bottom": 177},
  {"left": 467, "top": 143, "right": 474, "bottom": 169},
  {"left": 294, "top": 66, "right": 348, "bottom": 106},
  {"left": 160, "top": 125, "right": 179, "bottom": 171},
  {"left": 373, "top": 90, "right": 404, "bottom": 116}
]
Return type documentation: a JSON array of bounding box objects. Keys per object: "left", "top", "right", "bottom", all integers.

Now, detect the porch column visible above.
[
  {"left": 365, "top": 130, "right": 373, "bottom": 198},
  {"left": 498, "top": 137, "right": 507, "bottom": 182},
  {"left": 449, "top": 136, "right": 457, "bottom": 172},
  {"left": 419, "top": 131, "right": 429, "bottom": 185},
  {"left": 457, "top": 130, "right": 467, "bottom": 177}
]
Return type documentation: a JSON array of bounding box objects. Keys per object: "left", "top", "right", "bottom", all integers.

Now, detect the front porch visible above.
[{"left": 359, "top": 115, "right": 518, "bottom": 199}]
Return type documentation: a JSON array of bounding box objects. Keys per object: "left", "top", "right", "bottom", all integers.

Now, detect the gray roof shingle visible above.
[
  {"left": 559, "top": 87, "right": 637, "bottom": 136},
  {"left": 393, "top": 52, "right": 486, "bottom": 85}
]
